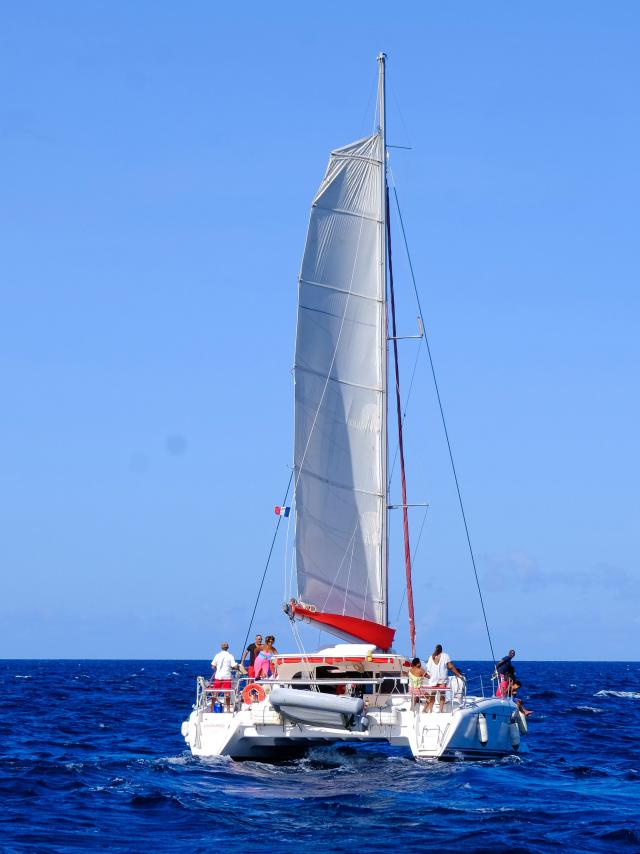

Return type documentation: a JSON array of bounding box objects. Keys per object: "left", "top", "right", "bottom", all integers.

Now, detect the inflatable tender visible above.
[{"left": 268, "top": 687, "right": 368, "bottom": 731}]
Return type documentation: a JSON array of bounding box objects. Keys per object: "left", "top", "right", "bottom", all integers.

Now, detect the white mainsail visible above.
[{"left": 293, "top": 131, "right": 387, "bottom": 627}]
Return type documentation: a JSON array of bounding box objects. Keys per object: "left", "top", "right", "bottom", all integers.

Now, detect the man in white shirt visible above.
[
  {"left": 211, "top": 642, "right": 238, "bottom": 712},
  {"left": 424, "top": 644, "right": 464, "bottom": 713}
]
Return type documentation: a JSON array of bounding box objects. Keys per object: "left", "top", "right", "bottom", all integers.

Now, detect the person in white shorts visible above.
[{"left": 424, "top": 644, "right": 464, "bottom": 713}]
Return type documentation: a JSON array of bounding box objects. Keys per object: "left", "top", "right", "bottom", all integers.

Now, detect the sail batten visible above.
[
  {"left": 312, "top": 207, "right": 382, "bottom": 223},
  {"left": 300, "top": 278, "right": 383, "bottom": 301},
  {"left": 294, "top": 131, "right": 387, "bottom": 630}
]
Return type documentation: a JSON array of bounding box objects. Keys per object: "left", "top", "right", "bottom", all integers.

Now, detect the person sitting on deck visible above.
[
  {"left": 510, "top": 679, "right": 533, "bottom": 717},
  {"left": 424, "top": 644, "right": 464, "bottom": 713},
  {"left": 210, "top": 642, "right": 238, "bottom": 712},
  {"left": 408, "top": 657, "right": 426, "bottom": 709},
  {"left": 253, "top": 635, "right": 278, "bottom": 679}
]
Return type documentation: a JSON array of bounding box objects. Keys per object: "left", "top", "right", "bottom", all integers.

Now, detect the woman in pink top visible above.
[{"left": 253, "top": 635, "right": 278, "bottom": 679}]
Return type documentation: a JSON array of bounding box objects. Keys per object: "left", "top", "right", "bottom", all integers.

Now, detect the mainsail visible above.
[{"left": 293, "top": 131, "right": 389, "bottom": 639}]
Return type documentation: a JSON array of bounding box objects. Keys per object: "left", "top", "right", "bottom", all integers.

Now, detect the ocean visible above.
[{"left": 1, "top": 660, "right": 639, "bottom": 853}]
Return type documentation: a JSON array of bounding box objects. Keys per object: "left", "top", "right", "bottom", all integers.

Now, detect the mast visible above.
[
  {"left": 379, "top": 53, "right": 416, "bottom": 655},
  {"left": 377, "top": 52, "right": 389, "bottom": 627},
  {"left": 387, "top": 188, "right": 416, "bottom": 658}
]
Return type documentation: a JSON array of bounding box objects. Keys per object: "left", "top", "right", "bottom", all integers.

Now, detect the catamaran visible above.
[{"left": 181, "top": 54, "right": 529, "bottom": 761}]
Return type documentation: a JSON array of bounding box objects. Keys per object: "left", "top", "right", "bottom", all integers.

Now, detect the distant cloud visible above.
[
  {"left": 0, "top": 110, "right": 53, "bottom": 143},
  {"left": 481, "top": 551, "right": 545, "bottom": 592},
  {"left": 166, "top": 434, "right": 187, "bottom": 456},
  {"left": 481, "top": 552, "right": 639, "bottom": 598},
  {"left": 129, "top": 451, "right": 150, "bottom": 474}
]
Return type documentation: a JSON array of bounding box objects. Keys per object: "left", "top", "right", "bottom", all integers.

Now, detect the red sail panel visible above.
[{"left": 290, "top": 603, "right": 396, "bottom": 650}]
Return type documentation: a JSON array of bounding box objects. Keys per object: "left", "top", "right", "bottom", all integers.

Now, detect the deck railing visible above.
[{"left": 195, "top": 672, "right": 495, "bottom": 715}]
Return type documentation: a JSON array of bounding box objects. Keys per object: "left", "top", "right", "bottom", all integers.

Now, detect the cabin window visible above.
[
  {"left": 290, "top": 671, "right": 311, "bottom": 691},
  {"left": 379, "top": 673, "right": 403, "bottom": 694}
]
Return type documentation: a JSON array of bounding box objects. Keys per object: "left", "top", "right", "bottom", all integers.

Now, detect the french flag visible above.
[{"left": 274, "top": 505, "right": 291, "bottom": 517}]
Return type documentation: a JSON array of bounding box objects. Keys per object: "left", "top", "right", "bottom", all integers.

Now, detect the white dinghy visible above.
[{"left": 181, "top": 54, "right": 528, "bottom": 762}]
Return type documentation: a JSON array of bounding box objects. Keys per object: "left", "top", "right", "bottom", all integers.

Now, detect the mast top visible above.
[{"left": 377, "top": 52, "right": 387, "bottom": 143}]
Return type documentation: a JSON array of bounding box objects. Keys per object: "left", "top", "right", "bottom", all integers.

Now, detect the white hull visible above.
[{"left": 181, "top": 690, "right": 526, "bottom": 761}]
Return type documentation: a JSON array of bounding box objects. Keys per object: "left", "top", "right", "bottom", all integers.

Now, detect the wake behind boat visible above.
[{"left": 181, "top": 54, "right": 529, "bottom": 761}]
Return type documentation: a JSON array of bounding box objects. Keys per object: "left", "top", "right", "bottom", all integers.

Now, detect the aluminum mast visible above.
[{"left": 377, "top": 51, "right": 389, "bottom": 628}]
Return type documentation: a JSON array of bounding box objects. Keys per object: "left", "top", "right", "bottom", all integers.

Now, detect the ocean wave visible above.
[
  {"left": 598, "top": 828, "right": 640, "bottom": 843},
  {"left": 1, "top": 660, "right": 639, "bottom": 851},
  {"left": 595, "top": 690, "right": 640, "bottom": 699},
  {"left": 569, "top": 705, "right": 604, "bottom": 714},
  {"left": 568, "top": 765, "right": 609, "bottom": 778},
  {"left": 163, "top": 754, "right": 197, "bottom": 766},
  {"left": 129, "top": 792, "right": 186, "bottom": 809}
]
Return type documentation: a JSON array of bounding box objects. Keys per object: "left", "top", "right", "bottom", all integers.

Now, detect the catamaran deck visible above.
[{"left": 182, "top": 646, "right": 528, "bottom": 761}]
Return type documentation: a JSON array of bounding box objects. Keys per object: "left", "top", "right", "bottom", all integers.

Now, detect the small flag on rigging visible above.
[{"left": 274, "top": 505, "right": 291, "bottom": 517}]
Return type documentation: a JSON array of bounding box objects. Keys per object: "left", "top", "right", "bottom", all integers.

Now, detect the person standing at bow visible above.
[{"left": 495, "top": 649, "right": 516, "bottom": 697}]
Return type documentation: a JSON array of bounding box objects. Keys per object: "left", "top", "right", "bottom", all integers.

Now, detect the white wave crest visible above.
[{"left": 595, "top": 690, "right": 640, "bottom": 699}]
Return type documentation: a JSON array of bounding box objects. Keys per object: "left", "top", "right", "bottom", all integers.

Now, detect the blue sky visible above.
[{"left": 1, "top": 2, "right": 638, "bottom": 660}]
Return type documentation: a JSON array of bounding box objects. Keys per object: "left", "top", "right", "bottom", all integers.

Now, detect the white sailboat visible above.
[{"left": 181, "top": 54, "right": 529, "bottom": 761}]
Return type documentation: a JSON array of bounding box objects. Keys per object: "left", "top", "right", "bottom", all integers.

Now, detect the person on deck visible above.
[
  {"left": 210, "top": 642, "right": 238, "bottom": 712},
  {"left": 408, "top": 657, "right": 426, "bottom": 709},
  {"left": 511, "top": 680, "right": 533, "bottom": 717},
  {"left": 242, "top": 634, "right": 263, "bottom": 679},
  {"left": 424, "top": 644, "right": 464, "bottom": 713},
  {"left": 253, "top": 635, "right": 278, "bottom": 680},
  {"left": 495, "top": 649, "right": 516, "bottom": 697}
]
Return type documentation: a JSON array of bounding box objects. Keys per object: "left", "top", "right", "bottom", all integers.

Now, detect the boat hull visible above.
[{"left": 181, "top": 695, "right": 526, "bottom": 761}]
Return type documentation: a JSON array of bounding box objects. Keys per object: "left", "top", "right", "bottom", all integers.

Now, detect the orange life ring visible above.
[{"left": 242, "top": 683, "right": 266, "bottom": 705}]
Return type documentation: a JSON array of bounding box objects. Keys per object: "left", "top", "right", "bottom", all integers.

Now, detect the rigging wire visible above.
[
  {"left": 388, "top": 337, "right": 423, "bottom": 490},
  {"left": 390, "top": 180, "right": 498, "bottom": 667},
  {"left": 237, "top": 470, "right": 293, "bottom": 665},
  {"left": 290, "top": 619, "right": 317, "bottom": 689},
  {"left": 287, "top": 542, "right": 296, "bottom": 602},
  {"left": 393, "top": 504, "right": 429, "bottom": 625},
  {"left": 359, "top": 76, "right": 378, "bottom": 137},
  {"left": 283, "top": 503, "right": 293, "bottom": 603},
  {"left": 388, "top": 78, "right": 413, "bottom": 151},
  {"left": 386, "top": 183, "right": 416, "bottom": 656}
]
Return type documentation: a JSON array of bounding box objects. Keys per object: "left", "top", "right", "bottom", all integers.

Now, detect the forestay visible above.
[{"left": 294, "top": 133, "right": 387, "bottom": 628}]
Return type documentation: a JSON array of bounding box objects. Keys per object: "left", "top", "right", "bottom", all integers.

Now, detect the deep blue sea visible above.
[{"left": 1, "top": 660, "right": 639, "bottom": 853}]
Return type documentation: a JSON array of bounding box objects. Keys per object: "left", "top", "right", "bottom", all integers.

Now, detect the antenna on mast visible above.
[{"left": 377, "top": 52, "right": 387, "bottom": 145}]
